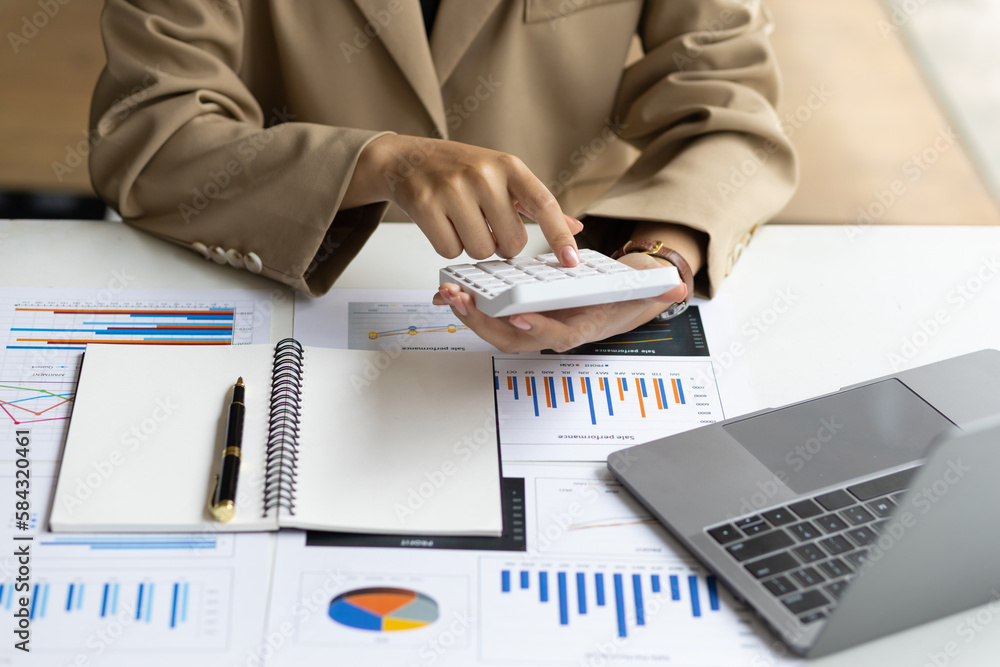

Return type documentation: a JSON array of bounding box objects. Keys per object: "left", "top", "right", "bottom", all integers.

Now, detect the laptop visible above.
[{"left": 608, "top": 349, "right": 1000, "bottom": 657}]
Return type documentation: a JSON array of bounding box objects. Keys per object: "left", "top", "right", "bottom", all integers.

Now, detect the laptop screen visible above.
[{"left": 721, "top": 379, "right": 957, "bottom": 494}]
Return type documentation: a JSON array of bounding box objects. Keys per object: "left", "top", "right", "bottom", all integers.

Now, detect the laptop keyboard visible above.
[{"left": 707, "top": 467, "right": 917, "bottom": 625}]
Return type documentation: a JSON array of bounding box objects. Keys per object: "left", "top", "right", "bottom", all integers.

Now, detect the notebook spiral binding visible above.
[{"left": 263, "top": 338, "right": 304, "bottom": 517}]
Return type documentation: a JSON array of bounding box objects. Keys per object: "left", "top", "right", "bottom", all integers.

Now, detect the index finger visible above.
[{"left": 504, "top": 156, "right": 579, "bottom": 267}]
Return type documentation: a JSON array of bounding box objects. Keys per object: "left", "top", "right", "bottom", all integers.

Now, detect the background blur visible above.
[{"left": 1, "top": 0, "right": 998, "bottom": 224}]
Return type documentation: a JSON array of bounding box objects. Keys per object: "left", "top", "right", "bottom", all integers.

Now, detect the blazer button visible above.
[
  {"left": 192, "top": 242, "right": 212, "bottom": 260},
  {"left": 210, "top": 246, "right": 228, "bottom": 264},
  {"left": 244, "top": 252, "right": 263, "bottom": 274},
  {"left": 225, "top": 248, "right": 244, "bottom": 268}
]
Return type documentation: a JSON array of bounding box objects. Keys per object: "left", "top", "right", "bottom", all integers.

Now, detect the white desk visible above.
[{"left": 3, "top": 218, "right": 1000, "bottom": 665}]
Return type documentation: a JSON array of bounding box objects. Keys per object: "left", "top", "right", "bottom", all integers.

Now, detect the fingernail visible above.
[
  {"left": 560, "top": 245, "right": 580, "bottom": 267},
  {"left": 564, "top": 214, "right": 582, "bottom": 226},
  {"left": 510, "top": 316, "right": 532, "bottom": 331}
]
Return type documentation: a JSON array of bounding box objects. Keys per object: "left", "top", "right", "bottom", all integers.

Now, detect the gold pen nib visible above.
[{"left": 236, "top": 376, "right": 244, "bottom": 387}]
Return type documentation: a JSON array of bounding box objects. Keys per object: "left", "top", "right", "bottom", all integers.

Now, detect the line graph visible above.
[
  {"left": 0, "top": 381, "right": 75, "bottom": 425},
  {"left": 347, "top": 301, "right": 494, "bottom": 351}
]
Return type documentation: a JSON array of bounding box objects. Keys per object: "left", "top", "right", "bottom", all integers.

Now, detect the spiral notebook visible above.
[{"left": 49, "top": 340, "right": 503, "bottom": 535}]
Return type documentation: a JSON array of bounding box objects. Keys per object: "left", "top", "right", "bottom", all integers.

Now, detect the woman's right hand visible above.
[{"left": 343, "top": 134, "right": 583, "bottom": 266}]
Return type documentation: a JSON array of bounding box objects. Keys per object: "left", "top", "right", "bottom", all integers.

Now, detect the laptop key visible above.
[
  {"left": 818, "top": 558, "right": 853, "bottom": 579},
  {"left": 815, "top": 489, "right": 855, "bottom": 511},
  {"left": 845, "top": 551, "right": 868, "bottom": 569},
  {"left": 867, "top": 498, "right": 896, "bottom": 517},
  {"left": 788, "top": 521, "right": 821, "bottom": 542},
  {"left": 741, "top": 521, "right": 771, "bottom": 536},
  {"left": 763, "top": 575, "right": 797, "bottom": 596},
  {"left": 848, "top": 468, "right": 916, "bottom": 501},
  {"left": 782, "top": 590, "right": 830, "bottom": 615},
  {"left": 792, "top": 544, "right": 825, "bottom": 563},
  {"left": 814, "top": 514, "right": 849, "bottom": 533},
  {"left": 788, "top": 499, "right": 824, "bottom": 518},
  {"left": 762, "top": 507, "right": 797, "bottom": 526},
  {"left": 745, "top": 552, "right": 799, "bottom": 579},
  {"left": 708, "top": 524, "right": 741, "bottom": 544},
  {"left": 735, "top": 515, "right": 763, "bottom": 528},
  {"left": 727, "top": 530, "right": 795, "bottom": 561},
  {"left": 799, "top": 611, "right": 827, "bottom": 624},
  {"left": 791, "top": 567, "right": 824, "bottom": 588},
  {"left": 840, "top": 505, "right": 876, "bottom": 525},
  {"left": 818, "top": 534, "right": 853, "bottom": 555},
  {"left": 825, "top": 580, "right": 849, "bottom": 600},
  {"left": 845, "top": 526, "right": 878, "bottom": 546}
]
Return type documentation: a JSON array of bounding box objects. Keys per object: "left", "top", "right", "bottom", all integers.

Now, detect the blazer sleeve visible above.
[
  {"left": 88, "top": 0, "right": 391, "bottom": 295},
  {"left": 579, "top": 0, "right": 798, "bottom": 296}
]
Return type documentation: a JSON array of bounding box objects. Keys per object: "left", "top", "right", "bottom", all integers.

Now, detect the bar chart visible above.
[
  {"left": 0, "top": 288, "right": 269, "bottom": 460},
  {"left": 494, "top": 356, "right": 724, "bottom": 460},
  {"left": 479, "top": 557, "right": 762, "bottom": 664},
  {"left": 5, "top": 568, "right": 231, "bottom": 651}
]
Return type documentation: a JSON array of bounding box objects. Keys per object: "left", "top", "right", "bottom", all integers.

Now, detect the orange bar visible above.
[
  {"left": 634, "top": 378, "right": 646, "bottom": 418},
  {"left": 14, "top": 308, "right": 233, "bottom": 315},
  {"left": 507, "top": 376, "right": 513, "bottom": 391},
  {"left": 526, "top": 377, "right": 532, "bottom": 397},
  {"left": 654, "top": 378, "right": 663, "bottom": 410},
  {"left": 580, "top": 377, "right": 587, "bottom": 394},
  {"left": 562, "top": 376, "right": 570, "bottom": 403},
  {"left": 599, "top": 377, "right": 605, "bottom": 391},
  {"left": 618, "top": 377, "right": 624, "bottom": 401},
  {"left": 671, "top": 378, "right": 681, "bottom": 403},
  {"left": 544, "top": 376, "right": 552, "bottom": 408}
]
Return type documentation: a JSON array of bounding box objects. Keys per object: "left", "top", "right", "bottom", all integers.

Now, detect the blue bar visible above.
[
  {"left": 494, "top": 376, "right": 499, "bottom": 390},
  {"left": 101, "top": 584, "right": 109, "bottom": 617},
  {"left": 567, "top": 376, "right": 575, "bottom": 402},
  {"left": 621, "top": 377, "right": 628, "bottom": 392},
  {"left": 652, "top": 575, "right": 661, "bottom": 593},
  {"left": 604, "top": 378, "right": 614, "bottom": 416},
  {"left": 640, "top": 378, "right": 647, "bottom": 397},
  {"left": 595, "top": 573, "right": 605, "bottom": 606},
  {"left": 613, "top": 574, "right": 627, "bottom": 638},
  {"left": 127, "top": 313, "right": 234, "bottom": 319},
  {"left": 558, "top": 573, "right": 569, "bottom": 625},
  {"left": 676, "top": 378, "right": 685, "bottom": 404},
  {"left": 112, "top": 583, "right": 120, "bottom": 615},
  {"left": 41, "top": 584, "right": 49, "bottom": 618},
  {"left": 4, "top": 584, "right": 10, "bottom": 609},
  {"left": 0, "top": 586, "right": 4, "bottom": 609},
  {"left": 689, "top": 575, "right": 701, "bottom": 618},
  {"left": 76, "top": 584, "right": 84, "bottom": 610},
  {"left": 136, "top": 584, "right": 144, "bottom": 620},
  {"left": 547, "top": 376, "right": 557, "bottom": 408},
  {"left": 145, "top": 584, "right": 154, "bottom": 623},
  {"left": 633, "top": 574, "right": 645, "bottom": 626},
  {"left": 171, "top": 583, "right": 179, "bottom": 628},
  {"left": 530, "top": 377, "right": 539, "bottom": 416},
  {"left": 670, "top": 575, "right": 680, "bottom": 601},
  {"left": 67, "top": 583, "right": 75, "bottom": 611},
  {"left": 658, "top": 379, "right": 668, "bottom": 409},
  {"left": 29, "top": 584, "right": 38, "bottom": 620},
  {"left": 520, "top": 571, "right": 530, "bottom": 589},
  {"left": 181, "top": 583, "right": 189, "bottom": 623},
  {"left": 513, "top": 377, "right": 519, "bottom": 400},
  {"left": 708, "top": 576, "right": 720, "bottom": 611},
  {"left": 502, "top": 570, "right": 511, "bottom": 592},
  {"left": 577, "top": 573, "right": 587, "bottom": 615},
  {"left": 539, "top": 572, "right": 549, "bottom": 602},
  {"left": 585, "top": 377, "right": 596, "bottom": 425}
]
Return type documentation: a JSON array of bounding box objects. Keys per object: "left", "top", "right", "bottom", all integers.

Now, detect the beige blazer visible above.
[{"left": 89, "top": 0, "right": 796, "bottom": 296}]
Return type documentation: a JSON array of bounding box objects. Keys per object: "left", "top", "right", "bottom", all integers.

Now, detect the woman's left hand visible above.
[{"left": 432, "top": 252, "right": 688, "bottom": 353}]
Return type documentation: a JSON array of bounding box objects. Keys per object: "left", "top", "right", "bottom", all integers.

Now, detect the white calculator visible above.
[{"left": 439, "top": 249, "right": 680, "bottom": 317}]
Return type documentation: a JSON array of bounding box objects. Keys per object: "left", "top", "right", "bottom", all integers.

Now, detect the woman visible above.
[{"left": 88, "top": 0, "right": 796, "bottom": 351}]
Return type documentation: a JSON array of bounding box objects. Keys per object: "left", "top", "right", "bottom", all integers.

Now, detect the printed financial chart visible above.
[
  {"left": 495, "top": 356, "right": 724, "bottom": 460},
  {"left": 0, "top": 288, "right": 270, "bottom": 461},
  {"left": 346, "top": 301, "right": 496, "bottom": 352},
  {"left": 2, "top": 462, "right": 272, "bottom": 666}
]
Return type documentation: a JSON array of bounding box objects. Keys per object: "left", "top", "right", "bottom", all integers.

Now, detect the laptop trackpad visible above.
[{"left": 722, "top": 379, "right": 955, "bottom": 494}]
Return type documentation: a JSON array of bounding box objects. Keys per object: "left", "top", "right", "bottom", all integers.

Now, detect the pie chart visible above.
[{"left": 328, "top": 587, "right": 439, "bottom": 632}]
